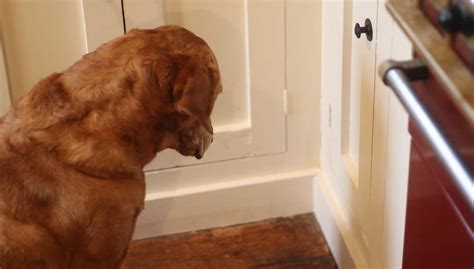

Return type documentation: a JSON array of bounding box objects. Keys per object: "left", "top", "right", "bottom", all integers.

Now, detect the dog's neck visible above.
[
  {"left": 2, "top": 109, "right": 174, "bottom": 181},
  {"left": 3, "top": 68, "right": 181, "bottom": 180}
]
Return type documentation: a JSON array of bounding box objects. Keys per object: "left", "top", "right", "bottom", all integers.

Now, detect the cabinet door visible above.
[
  {"left": 82, "top": 0, "right": 287, "bottom": 171},
  {"left": 327, "top": 0, "right": 378, "bottom": 244},
  {"left": 321, "top": 0, "right": 413, "bottom": 266}
]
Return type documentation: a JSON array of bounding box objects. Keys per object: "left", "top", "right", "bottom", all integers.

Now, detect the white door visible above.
[
  {"left": 82, "top": 0, "right": 287, "bottom": 171},
  {"left": 325, "top": 0, "right": 378, "bottom": 251},
  {"left": 320, "top": 0, "right": 412, "bottom": 267}
]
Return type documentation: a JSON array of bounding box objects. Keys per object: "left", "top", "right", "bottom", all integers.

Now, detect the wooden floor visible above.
[{"left": 123, "top": 213, "right": 337, "bottom": 269}]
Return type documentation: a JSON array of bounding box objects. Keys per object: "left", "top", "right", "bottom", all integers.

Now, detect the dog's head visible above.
[
  {"left": 55, "top": 26, "right": 222, "bottom": 164},
  {"left": 169, "top": 52, "right": 222, "bottom": 159},
  {"left": 142, "top": 26, "right": 224, "bottom": 160}
]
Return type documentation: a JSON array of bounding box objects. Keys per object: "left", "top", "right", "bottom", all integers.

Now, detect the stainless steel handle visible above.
[{"left": 379, "top": 59, "right": 472, "bottom": 205}]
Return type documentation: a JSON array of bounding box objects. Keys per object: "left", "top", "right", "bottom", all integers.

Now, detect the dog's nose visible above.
[{"left": 194, "top": 149, "right": 202, "bottom": 159}]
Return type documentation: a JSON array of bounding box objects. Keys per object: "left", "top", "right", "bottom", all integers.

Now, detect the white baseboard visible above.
[
  {"left": 313, "top": 170, "right": 369, "bottom": 269},
  {"left": 133, "top": 169, "right": 316, "bottom": 240}
]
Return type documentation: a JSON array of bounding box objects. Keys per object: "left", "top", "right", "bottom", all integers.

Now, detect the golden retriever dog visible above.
[{"left": 0, "top": 25, "right": 222, "bottom": 268}]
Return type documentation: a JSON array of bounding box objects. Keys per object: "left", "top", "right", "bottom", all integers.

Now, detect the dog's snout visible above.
[{"left": 194, "top": 149, "right": 202, "bottom": 159}]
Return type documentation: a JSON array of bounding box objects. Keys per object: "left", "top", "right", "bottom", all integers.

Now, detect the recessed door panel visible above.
[
  {"left": 143, "top": 0, "right": 287, "bottom": 170},
  {"left": 329, "top": 0, "right": 378, "bottom": 247}
]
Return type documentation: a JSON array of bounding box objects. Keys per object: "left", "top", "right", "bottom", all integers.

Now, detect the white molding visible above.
[
  {"left": 0, "top": 33, "right": 11, "bottom": 115},
  {"left": 247, "top": 0, "right": 286, "bottom": 155},
  {"left": 123, "top": 0, "right": 164, "bottom": 31},
  {"left": 133, "top": 168, "right": 316, "bottom": 239},
  {"left": 313, "top": 170, "right": 369, "bottom": 269},
  {"left": 81, "top": 0, "right": 124, "bottom": 52}
]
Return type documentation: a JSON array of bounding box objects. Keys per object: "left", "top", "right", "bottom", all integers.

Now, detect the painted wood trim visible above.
[
  {"left": 134, "top": 169, "right": 316, "bottom": 239},
  {"left": 313, "top": 171, "right": 369, "bottom": 269},
  {"left": 339, "top": 0, "right": 379, "bottom": 239},
  {"left": 379, "top": 23, "right": 411, "bottom": 268},
  {"left": 81, "top": 0, "right": 124, "bottom": 52},
  {"left": 248, "top": 0, "right": 286, "bottom": 155},
  {"left": 367, "top": 1, "right": 395, "bottom": 266},
  {"left": 320, "top": 1, "right": 371, "bottom": 251},
  {"left": 122, "top": 0, "right": 164, "bottom": 31},
  {"left": 0, "top": 34, "right": 11, "bottom": 115}
]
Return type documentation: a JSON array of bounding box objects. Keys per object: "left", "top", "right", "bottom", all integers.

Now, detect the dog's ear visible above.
[{"left": 173, "top": 57, "right": 214, "bottom": 133}]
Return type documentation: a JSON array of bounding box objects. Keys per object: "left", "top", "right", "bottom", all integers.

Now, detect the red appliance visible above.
[{"left": 381, "top": 1, "right": 473, "bottom": 268}]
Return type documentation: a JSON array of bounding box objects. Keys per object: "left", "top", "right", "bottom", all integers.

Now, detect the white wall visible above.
[{"left": 0, "top": 0, "right": 87, "bottom": 102}]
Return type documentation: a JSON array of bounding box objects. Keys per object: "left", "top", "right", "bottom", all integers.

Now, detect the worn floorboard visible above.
[{"left": 123, "top": 213, "right": 337, "bottom": 269}]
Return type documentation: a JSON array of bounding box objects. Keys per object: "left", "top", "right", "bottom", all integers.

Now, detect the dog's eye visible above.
[{"left": 177, "top": 116, "right": 197, "bottom": 131}]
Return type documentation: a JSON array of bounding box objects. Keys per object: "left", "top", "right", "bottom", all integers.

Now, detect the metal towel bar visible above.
[{"left": 379, "top": 59, "right": 472, "bottom": 205}]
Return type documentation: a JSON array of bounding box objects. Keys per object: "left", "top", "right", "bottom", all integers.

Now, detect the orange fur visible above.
[{"left": 0, "top": 25, "right": 221, "bottom": 268}]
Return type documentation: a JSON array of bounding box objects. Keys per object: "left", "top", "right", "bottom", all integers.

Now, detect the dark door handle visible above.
[{"left": 354, "top": 18, "right": 373, "bottom": 41}]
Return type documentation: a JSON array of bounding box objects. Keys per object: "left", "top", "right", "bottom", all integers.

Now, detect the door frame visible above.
[{"left": 0, "top": 32, "right": 11, "bottom": 115}]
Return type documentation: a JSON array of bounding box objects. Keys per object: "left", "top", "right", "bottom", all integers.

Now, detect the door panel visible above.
[
  {"left": 82, "top": 0, "right": 124, "bottom": 52},
  {"left": 348, "top": 0, "right": 378, "bottom": 237},
  {"left": 330, "top": 0, "right": 378, "bottom": 243},
  {"left": 144, "top": 0, "right": 287, "bottom": 170},
  {"left": 345, "top": 0, "right": 378, "bottom": 171},
  {"left": 369, "top": 2, "right": 413, "bottom": 266},
  {"left": 123, "top": 0, "right": 164, "bottom": 31},
  {"left": 163, "top": 0, "right": 249, "bottom": 126},
  {"left": 322, "top": 0, "right": 413, "bottom": 267}
]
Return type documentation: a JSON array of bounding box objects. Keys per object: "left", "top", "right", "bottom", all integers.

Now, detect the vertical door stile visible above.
[
  {"left": 82, "top": 0, "right": 124, "bottom": 52},
  {"left": 368, "top": 0, "right": 395, "bottom": 266},
  {"left": 122, "top": 0, "right": 164, "bottom": 31},
  {"left": 0, "top": 33, "right": 11, "bottom": 115}
]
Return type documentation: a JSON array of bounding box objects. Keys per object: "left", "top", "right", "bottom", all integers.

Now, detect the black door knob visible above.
[{"left": 354, "top": 18, "right": 373, "bottom": 41}]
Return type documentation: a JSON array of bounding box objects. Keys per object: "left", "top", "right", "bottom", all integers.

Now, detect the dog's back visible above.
[
  {"left": 0, "top": 85, "right": 145, "bottom": 269},
  {"left": 0, "top": 115, "right": 68, "bottom": 268}
]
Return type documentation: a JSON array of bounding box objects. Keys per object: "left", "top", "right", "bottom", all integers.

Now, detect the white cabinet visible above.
[
  {"left": 0, "top": 1, "right": 410, "bottom": 265},
  {"left": 319, "top": 0, "right": 411, "bottom": 267},
  {"left": 80, "top": 0, "right": 312, "bottom": 239},
  {"left": 325, "top": 0, "right": 378, "bottom": 242}
]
